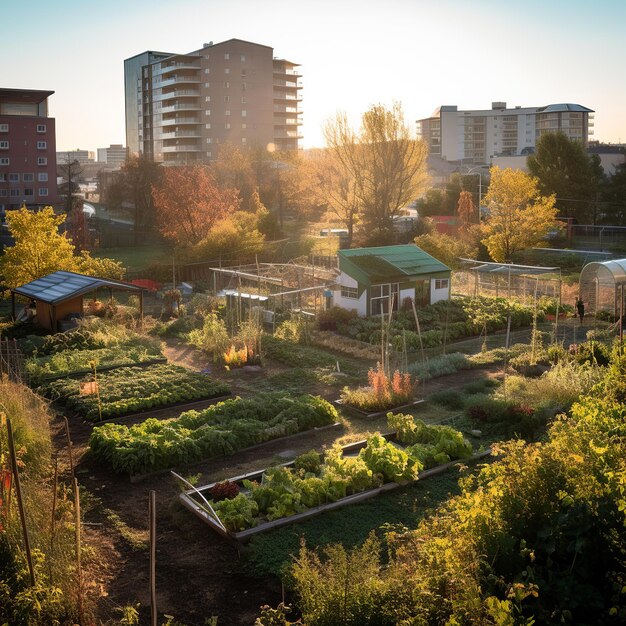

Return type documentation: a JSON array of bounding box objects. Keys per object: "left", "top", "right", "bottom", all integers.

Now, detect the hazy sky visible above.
[{"left": 2, "top": 0, "right": 625, "bottom": 152}]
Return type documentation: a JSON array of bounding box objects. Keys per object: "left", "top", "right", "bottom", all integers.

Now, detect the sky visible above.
[{"left": 2, "top": 0, "right": 625, "bottom": 153}]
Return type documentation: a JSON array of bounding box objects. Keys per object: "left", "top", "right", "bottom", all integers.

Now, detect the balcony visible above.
[
  {"left": 274, "top": 130, "right": 303, "bottom": 139},
  {"left": 161, "top": 116, "right": 200, "bottom": 126},
  {"left": 160, "top": 63, "right": 200, "bottom": 75},
  {"left": 273, "top": 80, "right": 301, "bottom": 89},
  {"left": 161, "top": 103, "right": 201, "bottom": 114},
  {"left": 274, "top": 117, "right": 303, "bottom": 126},
  {"left": 161, "top": 130, "right": 202, "bottom": 139},
  {"left": 160, "top": 75, "right": 201, "bottom": 87},
  {"left": 161, "top": 89, "right": 200, "bottom": 100},
  {"left": 273, "top": 93, "right": 303, "bottom": 102},
  {"left": 162, "top": 144, "right": 202, "bottom": 153}
]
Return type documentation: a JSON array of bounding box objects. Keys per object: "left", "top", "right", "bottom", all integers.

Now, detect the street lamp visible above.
[{"left": 462, "top": 165, "right": 489, "bottom": 223}]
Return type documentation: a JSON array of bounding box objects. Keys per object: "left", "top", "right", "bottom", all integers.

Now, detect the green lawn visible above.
[{"left": 93, "top": 244, "right": 171, "bottom": 272}]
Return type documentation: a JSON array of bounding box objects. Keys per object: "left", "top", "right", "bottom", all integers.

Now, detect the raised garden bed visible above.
[
  {"left": 39, "top": 363, "right": 231, "bottom": 422},
  {"left": 88, "top": 393, "right": 340, "bottom": 476},
  {"left": 334, "top": 398, "right": 424, "bottom": 418},
  {"left": 178, "top": 418, "right": 483, "bottom": 542}
]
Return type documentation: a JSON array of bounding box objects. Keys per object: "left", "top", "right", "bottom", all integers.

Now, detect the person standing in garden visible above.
[{"left": 576, "top": 298, "right": 585, "bottom": 325}]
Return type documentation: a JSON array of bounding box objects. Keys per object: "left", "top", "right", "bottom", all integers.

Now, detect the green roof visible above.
[{"left": 339, "top": 245, "right": 450, "bottom": 285}]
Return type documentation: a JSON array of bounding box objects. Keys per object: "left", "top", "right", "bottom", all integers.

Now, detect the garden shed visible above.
[
  {"left": 579, "top": 258, "right": 626, "bottom": 317},
  {"left": 332, "top": 245, "right": 451, "bottom": 316},
  {"left": 10, "top": 270, "right": 144, "bottom": 332}
]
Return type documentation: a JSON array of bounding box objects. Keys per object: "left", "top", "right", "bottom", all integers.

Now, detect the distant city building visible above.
[
  {"left": 124, "top": 38, "right": 302, "bottom": 164},
  {"left": 416, "top": 102, "right": 594, "bottom": 165},
  {"left": 97, "top": 144, "right": 127, "bottom": 168},
  {"left": 0, "top": 88, "right": 59, "bottom": 212},
  {"left": 56, "top": 149, "right": 95, "bottom": 164}
]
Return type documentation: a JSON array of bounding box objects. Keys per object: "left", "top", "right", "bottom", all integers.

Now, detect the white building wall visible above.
[
  {"left": 333, "top": 271, "right": 367, "bottom": 316},
  {"left": 430, "top": 280, "right": 450, "bottom": 304}
]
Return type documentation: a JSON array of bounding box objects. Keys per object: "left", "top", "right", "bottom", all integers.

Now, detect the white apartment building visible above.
[
  {"left": 416, "top": 102, "right": 594, "bottom": 165},
  {"left": 56, "top": 149, "right": 95, "bottom": 165},
  {"left": 97, "top": 144, "right": 128, "bottom": 168}
]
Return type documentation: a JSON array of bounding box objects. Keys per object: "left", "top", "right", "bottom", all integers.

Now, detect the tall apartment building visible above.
[
  {"left": 124, "top": 38, "right": 302, "bottom": 165},
  {"left": 416, "top": 102, "right": 594, "bottom": 165},
  {"left": 56, "top": 149, "right": 94, "bottom": 164},
  {"left": 0, "top": 88, "right": 58, "bottom": 212},
  {"left": 97, "top": 144, "right": 128, "bottom": 168}
]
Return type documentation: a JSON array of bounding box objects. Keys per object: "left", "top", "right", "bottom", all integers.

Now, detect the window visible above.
[
  {"left": 38, "top": 188, "right": 48, "bottom": 196},
  {"left": 0, "top": 189, "right": 7, "bottom": 197},
  {"left": 224, "top": 68, "right": 230, "bottom": 74},
  {"left": 341, "top": 286, "right": 358, "bottom": 299},
  {"left": 225, "top": 110, "right": 230, "bottom": 116},
  {"left": 0, "top": 158, "right": 9, "bottom": 166},
  {"left": 434, "top": 279, "right": 449, "bottom": 290},
  {"left": 205, "top": 96, "right": 211, "bottom": 102},
  {"left": 241, "top": 110, "right": 247, "bottom": 118},
  {"left": 205, "top": 110, "right": 211, "bottom": 116},
  {"left": 205, "top": 123, "right": 211, "bottom": 129},
  {"left": 241, "top": 123, "right": 247, "bottom": 129},
  {"left": 223, "top": 81, "right": 230, "bottom": 88},
  {"left": 0, "top": 173, "right": 5, "bottom": 181},
  {"left": 240, "top": 54, "right": 245, "bottom": 62},
  {"left": 24, "top": 188, "right": 34, "bottom": 197},
  {"left": 38, "top": 172, "right": 48, "bottom": 181},
  {"left": 241, "top": 82, "right": 246, "bottom": 91},
  {"left": 224, "top": 53, "right": 229, "bottom": 60},
  {"left": 8, "top": 173, "right": 19, "bottom": 182},
  {"left": 241, "top": 97, "right": 246, "bottom": 104},
  {"left": 204, "top": 82, "right": 210, "bottom": 87},
  {"left": 370, "top": 283, "right": 399, "bottom": 316},
  {"left": 241, "top": 138, "right": 246, "bottom": 144},
  {"left": 10, "top": 188, "right": 19, "bottom": 197},
  {"left": 206, "top": 151, "right": 212, "bottom": 157},
  {"left": 37, "top": 124, "right": 46, "bottom": 133},
  {"left": 23, "top": 173, "right": 34, "bottom": 182},
  {"left": 241, "top": 69, "right": 246, "bottom": 77},
  {"left": 37, "top": 157, "right": 47, "bottom": 165},
  {"left": 37, "top": 141, "right": 47, "bottom": 149},
  {"left": 0, "top": 124, "right": 8, "bottom": 132},
  {"left": 225, "top": 123, "right": 231, "bottom": 130},
  {"left": 224, "top": 95, "right": 230, "bottom": 103},
  {"left": 0, "top": 141, "right": 8, "bottom": 149}
]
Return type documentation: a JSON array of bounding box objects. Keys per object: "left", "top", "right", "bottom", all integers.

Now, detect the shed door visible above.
[{"left": 415, "top": 279, "right": 430, "bottom": 307}]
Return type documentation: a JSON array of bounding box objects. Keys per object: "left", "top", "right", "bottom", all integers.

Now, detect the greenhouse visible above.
[{"left": 579, "top": 258, "right": 626, "bottom": 316}]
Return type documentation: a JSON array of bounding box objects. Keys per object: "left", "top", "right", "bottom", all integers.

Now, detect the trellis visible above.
[{"left": 454, "top": 260, "right": 562, "bottom": 306}]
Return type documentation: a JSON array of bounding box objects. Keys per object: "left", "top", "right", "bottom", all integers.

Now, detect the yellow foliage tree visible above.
[
  {"left": 481, "top": 167, "right": 558, "bottom": 262},
  {"left": 0, "top": 207, "right": 125, "bottom": 288}
]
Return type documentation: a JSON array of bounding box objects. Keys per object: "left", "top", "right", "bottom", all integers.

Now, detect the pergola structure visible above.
[
  {"left": 457, "top": 259, "right": 562, "bottom": 304},
  {"left": 579, "top": 258, "right": 626, "bottom": 318},
  {"left": 11, "top": 270, "right": 144, "bottom": 332}
]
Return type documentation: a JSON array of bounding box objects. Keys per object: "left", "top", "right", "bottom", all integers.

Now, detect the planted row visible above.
[
  {"left": 211, "top": 414, "right": 473, "bottom": 531},
  {"left": 26, "top": 344, "right": 165, "bottom": 384},
  {"left": 88, "top": 393, "right": 339, "bottom": 475},
  {"left": 40, "top": 363, "right": 230, "bottom": 422}
]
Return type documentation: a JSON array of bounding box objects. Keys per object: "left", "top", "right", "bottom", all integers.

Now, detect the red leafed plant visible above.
[
  {"left": 342, "top": 363, "right": 416, "bottom": 412},
  {"left": 209, "top": 480, "right": 240, "bottom": 502}
]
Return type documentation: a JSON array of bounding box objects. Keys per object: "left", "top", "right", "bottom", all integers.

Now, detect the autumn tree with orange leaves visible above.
[{"left": 151, "top": 165, "right": 240, "bottom": 246}]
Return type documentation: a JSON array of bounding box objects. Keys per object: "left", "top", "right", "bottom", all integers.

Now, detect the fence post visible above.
[{"left": 149, "top": 490, "right": 157, "bottom": 626}]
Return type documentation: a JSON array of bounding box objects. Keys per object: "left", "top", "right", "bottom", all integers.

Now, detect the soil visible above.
[{"left": 52, "top": 336, "right": 505, "bottom": 625}]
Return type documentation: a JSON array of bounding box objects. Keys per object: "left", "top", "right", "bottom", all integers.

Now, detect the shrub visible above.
[
  {"left": 187, "top": 312, "right": 230, "bottom": 361},
  {"left": 317, "top": 306, "right": 358, "bottom": 332},
  {"left": 294, "top": 450, "right": 322, "bottom": 475},
  {"left": 340, "top": 364, "right": 415, "bottom": 412},
  {"left": 429, "top": 389, "right": 466, "bottom": 410},
  {"left": 408, "top": 353, "right": 471, "bottom": 381}
]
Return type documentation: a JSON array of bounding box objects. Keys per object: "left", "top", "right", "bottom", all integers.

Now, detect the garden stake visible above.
[
  {"left": 149, "top": 490, "right": 157, "bottom": 626},
  {"left": 73, "top": 477, "right": 84, "bottom": 624},
  {"left": 49, "top": 455, "right": 58, "bottom": 583},
  {"left": 7, "top": 417, "right": 36, "bottom": 586},
  {"left": 64, "top": 416, "right": 75, "bottom": 477}
]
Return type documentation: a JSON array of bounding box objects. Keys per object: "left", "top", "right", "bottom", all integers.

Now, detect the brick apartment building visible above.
[
  {"left": 124, "top": 38, "right": 302, "bottom": 164},
  {"left": 0, "top": 88, "right": 58, "bottom": 213}
]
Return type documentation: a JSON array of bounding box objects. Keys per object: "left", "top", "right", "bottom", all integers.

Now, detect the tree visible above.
[
  {"left": 0, "top": 207, "right": 124, "bottom": 288},
  {"left": 481, "top": 167, "right": 558, "bottom": 262},
  {"left": 57, "top": 154, "right": 84, "bottom": 215},
  {"left": 151, "top": 165, "right": 240, "bottom": 247},
  {"left": 457, "top": 190, "right": 476, "bottom": 229},
  {"left": 414, "top": 230, "right": 478, "bottom": 270},
  {"left": 209, "top": 143, "right": 258, "bottom": 210},
  {"left": 106, "top": 155, "right": 163, "bottom": 244},
  {"left": 600, "top": 154, "right": 626, "bottom": 225},
  {"left": 324, "top": 103, "right": 428, "bottom": 245},
  {"left": 527, "top": 132, "right": 596, "bottom": 222}
]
